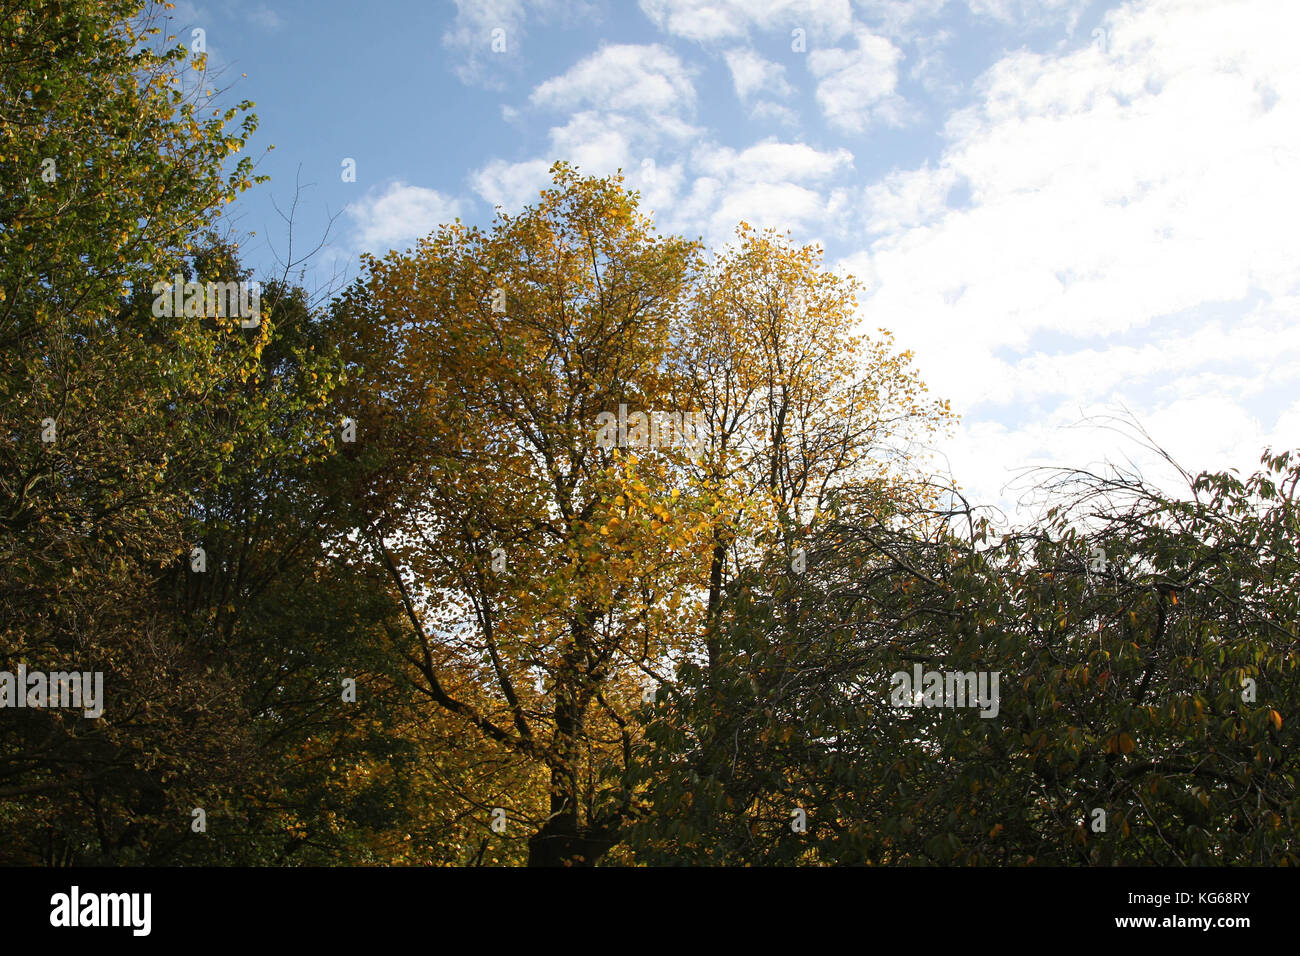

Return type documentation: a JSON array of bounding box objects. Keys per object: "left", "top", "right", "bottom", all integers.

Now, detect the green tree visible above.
[
  {"left": 0, "top": 0, "right": 264, "bottom": 860},
  {"left": 631, "top": 448, "right": 1300, "bottom": 865}
]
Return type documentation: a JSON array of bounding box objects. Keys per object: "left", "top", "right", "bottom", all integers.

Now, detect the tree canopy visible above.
[{"left": 1, "top": 0, "right": 1294, "bottom": 867}]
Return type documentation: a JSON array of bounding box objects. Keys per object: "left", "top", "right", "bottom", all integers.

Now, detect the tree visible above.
[
  {"left": 331, "top": 164, "right": 702, "bottom": 865},
  {"left": 630, "top": 447, "right": 1299, "bottom": 865},
  {"left": 333, "top": 164, "right": 956, "bottom": 865},
  {"left": 0, "top": 0, "right": 269, "bottom": 858},
  {"left": 669, "top": 222, "right": 954, "bottom": 680}
]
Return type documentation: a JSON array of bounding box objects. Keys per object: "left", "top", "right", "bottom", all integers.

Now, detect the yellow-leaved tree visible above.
[
  {"left": 332, "top": 164, "right": 954, "bottom": 865},
  {"left": 671, "top": 223, "right": 955, "bottom": 677}
]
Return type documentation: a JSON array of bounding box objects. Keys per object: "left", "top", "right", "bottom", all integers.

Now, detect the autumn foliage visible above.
[{"left": 1, "top": 0, "right": 1295, "bottom": 867}]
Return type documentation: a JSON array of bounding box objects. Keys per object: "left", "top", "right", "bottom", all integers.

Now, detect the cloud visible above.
[
  {"left": 750, "top": 100, "right": 801, "bottom": 126},
  {"left": 472, "top": 45, "right": 704, "bottom": 214},
  {"left": 723, "top": 48, "right": 794, "bottom": 101},
  {"left": 694, "top": 139, "right": 851, "bottom": 181},
  {"left": 980, "top": 300, "right": 1300, "bottom": 412},
  {"left": 862, "top": 164, "right": 962, "bottom": 235},
  {"left": 531, "top": 43, "right": 697, "bottom": 116},
  {"left": 909, "top": 29, "right": 960, "bottom": 98},
  {"left": 453, "top": 0, "right": 1297, "bottom": 524},
  {"left": 1265, "top": 397, "right": 1300, "bottom": 454},
  {"left": 711, "top": 182, "right": 831, "bottom": 233},
  {"left": 966, "top": 0, "right": 1091, "bottom": 29},
  {"left": 442, "top": 0, "right": 527, "bottom": 86},
  {"left": 471, "top": 105, "right": 702, "bottom": 215},
  {"left": 855, "top": 0, "right": 952, "bottom": 37},
  {"left": 657, "top": 140, "right": 855, "bottom": 245},
  {"left": 471, "top": 159, "right": 555, "bottom": 213},
  {"left": 836, "top": 0, "right": 1300, "bottom": 516},
  {"left": 546, "top": 112, "right": 637, "bottom": 174},
  {"left": 808, "top": 27, "right": 908, "bottom": 132},
  {"left": 442, "top": 0, "right": 594, "bottom": 88},
  {"left": 638, "top": 0, "right": 853, "bottom": 43},
  {"left": 346, "top": 182, "right": 465, "bottom": 250},
  {"left": 246, "top": 5, "right": 283, "bottom": 31}
]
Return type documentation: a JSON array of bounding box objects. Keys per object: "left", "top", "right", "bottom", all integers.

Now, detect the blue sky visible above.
[{"left": 173, "top": 0, "right": 1300, "bottom": 520}]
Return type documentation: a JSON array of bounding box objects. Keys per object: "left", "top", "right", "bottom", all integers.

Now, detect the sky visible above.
[{"left": 170, "top": 0, "right": 1300, "bottom": 523}]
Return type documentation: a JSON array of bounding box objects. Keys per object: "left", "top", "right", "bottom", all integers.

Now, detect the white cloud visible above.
[
  {"left": 632, "top": 159, "right": 690, "bottom": 219},
  {"left": 546, "top": 112, "right": 637, "bottom": 175},
  {"left": 471, "top": 105, "right": 704, "bottom": 214},
  {"left": 862, "top": 164, "right": 961, "bottom": 235},
  {"left": 855, "top": 0, "right": 952, "bottom": 41},
  {"left": 808, "top": 27, "right": 908, "bottom": 132},
  {"left": 455, "top": 0, "right": 1298, "bottom": 524},
  {"left": 656, "top": 140, "right": 855, "bottom": 245},
  {"left": 723, "top": 48, "right": 794, "bottom": 101},
  {"left": 473, "top": 44, "right": 704, "bottom": 214},
  {"left": 694, "top": 139, "right": 851, "bottom": 181},
  {"left": 531, "top": 43, "right": 697, "bottom": 116},
  {"left": 909, "top": 29, "right": 960, "bottom": 98},
  {"left": 1265, "top": 398, "right": 1300, "bottom": 454},
  {"left": 972, "top": 299, "right": 1300, "bottom": 411},
  {"left": 638, "top": 0, "right": 853, "bottom": 43},
  {"left": 750, "top": 100, "right": 801, "bottom": 126},
  {"left": 471, "top": 159, "right": 555, "bottom": 213},
  {"left": 967, "top": 0, "right": 1091, "bottom": 29},
  {"left": 839, "top": 0, "right": 1300, "bottom": 517},
  {"left": 711, "top": 182, "right": 829, "bottom": 232},
  {"left": 346, "top": 182, "right": 465, "bottom": 249},
  {"left": 442, "top": 0, "right": 527, "bottom": 87},
  {"left": 442, "top": 0, "right": 594, "bottom": 87}
]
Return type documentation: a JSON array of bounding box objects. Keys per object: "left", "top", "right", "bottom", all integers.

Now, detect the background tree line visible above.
[{"left": 1, "top": 0, "right": 1294, "bottom": 865}]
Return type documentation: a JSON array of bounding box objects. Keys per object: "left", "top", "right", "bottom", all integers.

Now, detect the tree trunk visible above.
[{"left": 526, "top": 761, "right": 618, "bottom": 866}]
